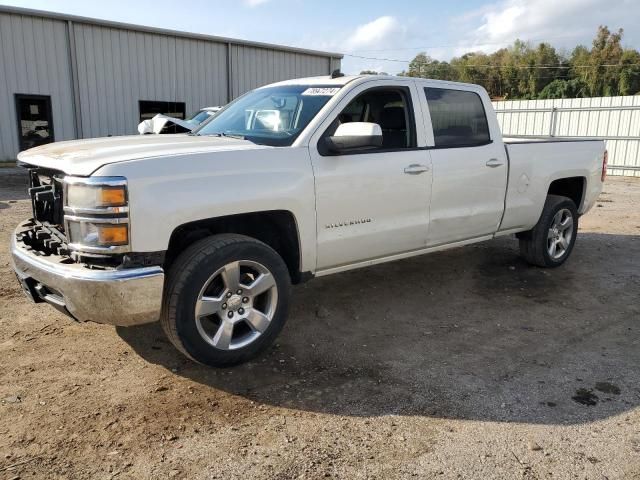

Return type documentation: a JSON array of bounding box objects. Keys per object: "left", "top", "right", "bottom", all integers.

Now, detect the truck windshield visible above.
[{"left": 194, "top": 85, "right": 341, "bottom": 146}]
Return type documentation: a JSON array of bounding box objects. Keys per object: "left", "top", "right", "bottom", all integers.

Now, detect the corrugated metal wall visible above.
[
  {"left": 0, "top": 8, "right": 340, "bottom": 161},
  {"left": 72, "top": 23, "right": 230, "bottom": 138},
  {"left": 229, "top": 44, "right": 336, "bottom": 98},
  {"left": 494, "top": 96, "right": 640, "bottom": 177},
  {"left": 0, "top": 12, "right": 76, "bottom": 160}
]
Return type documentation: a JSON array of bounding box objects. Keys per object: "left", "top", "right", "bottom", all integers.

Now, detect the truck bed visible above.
[{"left": 499, "top": 138, "right": 605, "bottom": 233}]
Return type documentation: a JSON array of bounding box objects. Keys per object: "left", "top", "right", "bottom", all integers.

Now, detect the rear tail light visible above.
[{"left": 601, "top": 150, "right": 608, "bottom": 182}]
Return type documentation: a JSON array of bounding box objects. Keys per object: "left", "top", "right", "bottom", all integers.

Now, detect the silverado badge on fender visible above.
[{"left": 325, "top": 218, "right": 372, "bottom": 229}]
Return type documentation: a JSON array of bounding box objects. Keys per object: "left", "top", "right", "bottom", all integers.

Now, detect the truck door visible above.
[
  {"left": 309, "top": 80, "right": 432, "bottom": 271},
  {"left": 420, "top": 86, "right": 508, "bottom": 246}
]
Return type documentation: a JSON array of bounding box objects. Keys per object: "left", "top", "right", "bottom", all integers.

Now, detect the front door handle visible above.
[
  {"left": 404, "top": 164, "right": 430, "bottom": 175},
  {"left": 486, "top": 158, "right": 504, "bottom": 168}
]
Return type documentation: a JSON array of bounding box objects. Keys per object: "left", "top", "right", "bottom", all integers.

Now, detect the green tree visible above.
[
  {"left": 577, "top": 26, "right": 624, "bottom": 96},
  {"left": 400, "top": 26, "right": 640, "bottom": 99},
  {"left": 619, "top": 49, "right": 640, "bottom": 95},
  {"left": 538, "top": 78, "right": 589, "bottom": 99},
  {"left": 398, "top": 53, "right": 456, "bottom": 80}
]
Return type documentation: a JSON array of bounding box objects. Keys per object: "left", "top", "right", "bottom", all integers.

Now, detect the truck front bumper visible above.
[{"left": 11, "top": 223, "right": 164, "bottom": 327}]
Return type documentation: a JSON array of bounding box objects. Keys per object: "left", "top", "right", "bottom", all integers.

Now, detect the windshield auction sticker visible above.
[{"left": 301, "top": 87, "right": 341, "bottom": 96}]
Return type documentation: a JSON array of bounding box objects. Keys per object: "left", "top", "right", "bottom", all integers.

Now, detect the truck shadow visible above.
[{"left": 117, "top": 232, "right": 640, "bottom": 425}]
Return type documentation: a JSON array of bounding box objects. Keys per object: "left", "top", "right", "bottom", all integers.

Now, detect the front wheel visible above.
[
  {"left": 519, "top": 194, "right": 579, "bottom": 268},
  {"left": 161, "top": 234, "right": 291, "bottom": 367}
]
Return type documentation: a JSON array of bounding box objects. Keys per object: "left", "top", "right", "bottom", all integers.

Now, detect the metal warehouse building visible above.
[{"left": 0, "top": 6, "right": 342, "bottom": 161}]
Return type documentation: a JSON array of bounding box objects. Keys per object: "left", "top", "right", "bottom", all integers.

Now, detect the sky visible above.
[{"left": 2, "top": 0, "right": 640, "bottom": 74}]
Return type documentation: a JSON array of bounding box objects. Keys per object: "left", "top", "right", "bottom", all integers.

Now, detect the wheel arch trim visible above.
[{"left": 164, "top": 209, "right": 306, "bottom": 283}]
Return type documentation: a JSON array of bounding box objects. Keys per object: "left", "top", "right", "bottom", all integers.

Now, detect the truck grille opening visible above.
[
  {"left": 18, "top": 164, "right": 69, "bottom": 257},
  {"left": 17, "top": 220, "right": 70, "bottom": 257},
  {"left": 27, "top": 166, "right": 66, "bottom": 227}
]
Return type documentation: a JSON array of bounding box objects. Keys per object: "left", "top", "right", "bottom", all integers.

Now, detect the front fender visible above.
[{"left": 94, "top": 147, "right": 317, "bottom": 272}]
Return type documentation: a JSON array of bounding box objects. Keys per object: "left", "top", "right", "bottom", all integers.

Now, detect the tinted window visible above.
[
  {"left": 327, "top": 88, "right": 416, "bottom": 151},
  {"left": 424, "top": 88, "right": 490, "bottom": 148}
]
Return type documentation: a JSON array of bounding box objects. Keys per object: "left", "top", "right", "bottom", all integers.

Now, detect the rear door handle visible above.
[
  {"left": 404, "top": 164, "right": 430, "bottom": 175},
  {"left": 486, "top": 158, "right": 504, "bottom": 168}
]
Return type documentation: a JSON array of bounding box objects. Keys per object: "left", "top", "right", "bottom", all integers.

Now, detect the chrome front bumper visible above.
[{"left": 11, "top": 225, "right": 164, "bottom": 327}]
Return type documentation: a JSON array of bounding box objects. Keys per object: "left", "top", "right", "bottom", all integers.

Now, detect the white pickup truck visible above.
[{"left": 11, "top": 74, "right": 607, "bottom": 367}]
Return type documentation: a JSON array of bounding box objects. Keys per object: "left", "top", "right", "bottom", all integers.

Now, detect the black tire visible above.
[
  {"left": 161, "top": 234, "right": 291, "bottom": 367},
  {"left": 519, "top": 194, "right": 579, "bottom": 268}
]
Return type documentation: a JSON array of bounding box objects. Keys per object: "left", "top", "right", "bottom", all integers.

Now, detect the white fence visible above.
[{"left": 493, "top": 96, "right": 640, "bottom": 177}]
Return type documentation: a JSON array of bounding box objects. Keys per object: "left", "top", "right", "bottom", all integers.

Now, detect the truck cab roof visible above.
[
  {"left": 265, "top": 74, "right": 364, "bottom": 87},
  {"left": 265, "top": 74, "right": 486, "bottom": 92}
]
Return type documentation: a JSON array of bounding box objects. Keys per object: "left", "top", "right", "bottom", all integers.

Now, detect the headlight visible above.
[
  {"left": 63, "top": 177, "right": 130, "bottom": 253},
  {"left": 66, "top": 183, "right": 127, "bottom": 208},
  {"left": 66, "top": 220, "right": 129, "bottom": 248},
  {"left": 65, "top": 177, "right": 127, "bottom": 210}
]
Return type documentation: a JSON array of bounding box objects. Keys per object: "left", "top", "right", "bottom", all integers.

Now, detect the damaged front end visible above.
[
  {"left": 11, "top": 164, "right": 165, "bottom": 326},
  {"left": 23, "top": 166, "right": 70, "bottom": 256}
]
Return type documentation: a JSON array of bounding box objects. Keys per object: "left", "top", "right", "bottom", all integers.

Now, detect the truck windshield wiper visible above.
[
  {"left": 197, "top": 132, "right": 246, "bottom": 140},
  {"left": 220, "top": 132, "right": 246, "bottom": 140}
]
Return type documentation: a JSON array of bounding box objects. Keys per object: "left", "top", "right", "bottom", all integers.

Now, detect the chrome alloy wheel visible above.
[
  {"left": 547, "top": 208, "right": 574, "bottom": 260},
  {"left": 194, "top": 260, "right": 278, "bottom": 351}
]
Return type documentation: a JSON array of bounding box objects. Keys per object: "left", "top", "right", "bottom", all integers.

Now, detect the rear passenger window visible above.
[{"left": 424, "top": 88, "right": 490, "bottom": 148}]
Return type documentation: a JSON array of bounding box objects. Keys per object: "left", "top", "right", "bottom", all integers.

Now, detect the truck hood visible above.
[{"left": 16, "top": 134, "right": 266, "bottom": 176}]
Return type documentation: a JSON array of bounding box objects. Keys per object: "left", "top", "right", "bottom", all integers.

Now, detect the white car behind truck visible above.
[
  {"left": 11, "top": 73, "right": 607, "bottom": 367},
  {"left": 137, "top": 106, "right": 222, "bottom": 134}
]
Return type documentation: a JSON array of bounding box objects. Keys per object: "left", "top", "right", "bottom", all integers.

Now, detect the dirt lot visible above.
[{"left": 1, "top": 169, "right": 639, "bottom": 480}]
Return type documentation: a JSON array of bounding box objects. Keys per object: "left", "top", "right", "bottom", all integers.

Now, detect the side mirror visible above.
[{"left": 325, "top": 122, "right": 383, "bottom": 153}]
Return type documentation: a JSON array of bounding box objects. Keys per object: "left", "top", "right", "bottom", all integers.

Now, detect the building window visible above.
[
  {"left": 15, "top": 94, "right": 55, "bottom": 151},
  {"left": 139, "top": 100, "right": 186, "bottom": 122},
  {"left": 424, "top": 88, "right": 490, "bottom": 148}
]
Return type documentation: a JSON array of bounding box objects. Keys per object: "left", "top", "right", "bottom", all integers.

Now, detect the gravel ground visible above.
[{"left": 1, "top": 169, "right": 639, "bottom": 479}]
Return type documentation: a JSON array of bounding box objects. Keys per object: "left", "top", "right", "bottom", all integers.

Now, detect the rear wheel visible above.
[
  {"left": 519, "top": 195, "right": 578, "bottom": 268},
  {"left": 161, "top": 234, "right": 291, "bottom": 367}
]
